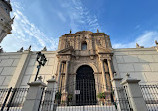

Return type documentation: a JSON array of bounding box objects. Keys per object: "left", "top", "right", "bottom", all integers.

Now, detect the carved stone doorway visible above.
[{"left": 76, "top": 65, "right": 96, "bottom": 105}]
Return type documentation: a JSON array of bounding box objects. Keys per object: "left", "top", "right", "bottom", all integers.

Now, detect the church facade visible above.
[
  {"left": 0, "top": 30, "right": 158, "bottom": 89},
  {"left": 0, "top": 31, "right": 158, "bottom": 110},
  {"left": 1, "top": 1, "right": 158, "bottom": 110}
]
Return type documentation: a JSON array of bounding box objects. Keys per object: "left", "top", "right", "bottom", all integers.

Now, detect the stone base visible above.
[
  {"left": 104, "top": 91, "right": 112, "bottom": 104},
  {"left": 56, "top": 105, "right": 116, "bottom": 111},
  {"left": 61, "top": 91, "right": 68, "bottom": 106}
]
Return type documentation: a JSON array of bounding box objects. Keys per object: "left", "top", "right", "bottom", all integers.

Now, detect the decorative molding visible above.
[{"left": 93, "top": 72, "right": 102, "bottom": 75}]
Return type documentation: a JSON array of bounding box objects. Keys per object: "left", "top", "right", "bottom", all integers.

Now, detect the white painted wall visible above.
[
  {"left": 0, "top": 52, "right": 21, "bottom": 88},
  {"left": 113, "top": 48, "right": 158, "bottom": 84},
  {"left": 20, "top": 51, "right": 58, "bottom": 88},
  {"left": 0, "top": 51, "right": 58, "bottom": 88},
  {"left": 1, "top": 47, "right": 158, "bottom": 88}
]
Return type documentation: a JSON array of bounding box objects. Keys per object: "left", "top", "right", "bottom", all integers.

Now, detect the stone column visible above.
[
  {"left": 104, "top": 62, "right": 111, "bottom": 90},
  {"left": 60, "top": 61, "right": 70, "bottom": 105},
  {"left": 9, "top": 50, "right": 31, "bottom": 88},
  {"left": 121, "top": 74, "right": 148, "bottom": 111},
  {"left": 107, "top": 59, "right": 114, "bottom": 81},
  {"left": 64, "top": 61, "right": 70, "bottom": 92},
  {"left": 57, "top": 61, "right": 62, "bottom": 88},
  {"left": 100, "top": 59, "right": 107, "bottom": 89},
  {"left": 22, "top": 77, "right": 47, "bottom": 111},
  {"left": 101, "top": 60, "right": 112, "bottom": 103}
]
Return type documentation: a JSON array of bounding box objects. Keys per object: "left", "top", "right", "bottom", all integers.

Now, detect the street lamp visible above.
[{"left": 34, "top": 51, "right": 47, "bottom": 81}]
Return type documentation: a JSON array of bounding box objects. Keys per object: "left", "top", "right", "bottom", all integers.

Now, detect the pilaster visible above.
[
  {"left": 107, "top": 59, "right": 114, "bottom": 81},
  {"left": 100, "top": 59, "right": 107, "bottom": 90},
  {"left": 64, "top": 60, "right": 70, "bottom": 92},
  {"left": 57, "top": 61, "right": 62, "bottom": 88},
  {"left": 9, "top": 50, "right": 32, "bottom": 88}
]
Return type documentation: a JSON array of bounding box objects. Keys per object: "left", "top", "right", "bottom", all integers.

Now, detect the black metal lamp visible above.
[{"left": 34, "top": 51, "right": 47, "bottom": 81}]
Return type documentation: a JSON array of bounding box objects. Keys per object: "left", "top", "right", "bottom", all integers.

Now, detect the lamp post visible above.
[{"left": 34, "top": 51, "right": 47, "bottom": 81}]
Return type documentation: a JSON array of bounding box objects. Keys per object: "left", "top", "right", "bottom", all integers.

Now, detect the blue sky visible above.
[{"left": 1, "top": 0, "right": 158, "bottom": 52}]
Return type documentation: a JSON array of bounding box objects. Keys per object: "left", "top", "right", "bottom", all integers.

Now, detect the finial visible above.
[
  {"left": 155, "top": 40, "right": 158, "bottom": 46},
  {"left": 9, "top": 16, "right": 15, "bottom": 25},
  {"left": 0, "top": 46, "right": 3, "bottom": 53},
  {"left": 38, "top": 76, "right": 43, "bottom": 81},
  {"left": 126, "top": 73, "right": 130, "bottom": 78},
  {"left": 42, "top": 46, "right": 47, "bottom": 51},
  {"left": 25, "top": 45, "right": 31, "bottom": 51},
  {"left": 114, "top": 72, "right": 117, "bottom": 77},
  {"left": 136, "top": 43, "right": 144, "bottom": 48},
  {"left": 12, "top": 16, "right": 15, "bottom": 21},
  {"left": 17, "top": 47, "right": 23, "bottom": 52},
  {"left": 136, "top": 43, "right": 139, "bottom": 48},
  {"left": 70, "top": 29, "right": 72, "bottom": 34},
  {"left": 97, "top": 29, "right": 99, "bottom": 33},
  {"left": 52, "top": 76, "right": 56, "bottom": 80},
  {"left": 28, "top": 45, "right": 31, "bottom": 51}
]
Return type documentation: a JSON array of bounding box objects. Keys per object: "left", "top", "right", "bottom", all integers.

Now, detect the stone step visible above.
[{"left": 55, "top": 105, "right": 117, "bottom": 111}]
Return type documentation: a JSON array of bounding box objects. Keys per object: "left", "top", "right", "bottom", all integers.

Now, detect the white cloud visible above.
[
  {"left": 59, "top": 0, "right": 101, "bottom": 32},
  {"left": 113, "top": 31, "right": 158, "bottom": 48},
  {"left": 1, "top": 2, "right": 58, "bottom": 52}
]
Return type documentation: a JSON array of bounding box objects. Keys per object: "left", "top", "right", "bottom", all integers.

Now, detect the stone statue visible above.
[
  {"left": 97, "top": 29, "right": 99, "bottom": 33},
  {"left": 155, "top": 40, "right": 158, "bottom": 46},
  {"left": 136, "top": 43, "right": 139, "bottom": 48},
  {"left": 70, "top": 29, "right": 72, "bottom": 34}
]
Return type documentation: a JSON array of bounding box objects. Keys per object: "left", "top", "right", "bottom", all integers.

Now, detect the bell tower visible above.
[{"left": 0, "top": 0, "right": 13, "bottom": 43}]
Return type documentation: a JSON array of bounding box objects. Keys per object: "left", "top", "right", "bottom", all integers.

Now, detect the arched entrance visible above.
[{"left": 76, "top": 65, "right": 96, "bottom": 105}]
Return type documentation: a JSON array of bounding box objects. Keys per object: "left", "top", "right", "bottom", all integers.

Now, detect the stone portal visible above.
[{"left": 76, "top": 65, "right": 96, "bottom": 105}]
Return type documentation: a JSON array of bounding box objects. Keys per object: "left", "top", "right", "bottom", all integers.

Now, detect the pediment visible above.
[{"left": 58, "top": 46, "right": 74, "bottom": 55}]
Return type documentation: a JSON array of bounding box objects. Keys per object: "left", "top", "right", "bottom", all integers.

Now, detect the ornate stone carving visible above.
[{"left": 57, "top": 31, "right": 113, "bottom": 94}]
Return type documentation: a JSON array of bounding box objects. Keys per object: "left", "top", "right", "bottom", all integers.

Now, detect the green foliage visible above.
[
  {"left": 55, "top": 91, "right": 62, "bottom": 100},
  {"left": 68, "top": 94, "right": 73, "bottom": 101},
  {"left": 97, "top": 92, "right": 106, "bottom": 99}
]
